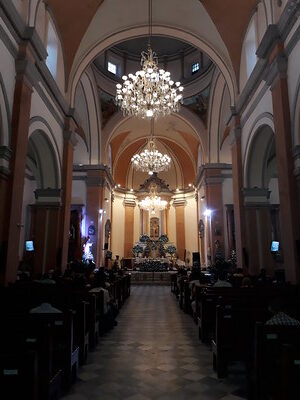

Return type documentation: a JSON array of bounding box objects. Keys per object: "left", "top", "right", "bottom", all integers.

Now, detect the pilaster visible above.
[
  {"left": 266, "top": 44, "right": 300, "bottom": 283},
  {"left": 173, "top": 198, "right": 186, "bottom": 261},
  {"left": 123, "top": 198, "right": 136, "bottom": 258},
  {"left": 2, "top": 45, "right": 34, "bottom": 285},
  {"left": 59, "top": 120, "right": 77, "bottom": 272}
]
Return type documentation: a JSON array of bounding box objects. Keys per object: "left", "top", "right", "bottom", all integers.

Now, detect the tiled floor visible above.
[{"left": 62, "top": 285, "right": 248, "bottom": 400}]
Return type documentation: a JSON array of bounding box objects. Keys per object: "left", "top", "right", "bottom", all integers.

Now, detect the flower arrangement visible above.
[
  {"left": 158, "top": 234, "right": 169, "bottom": 243},
  {"left": 140, "top": 234, "right": 150, "bottom": 243},
  {"left": 167, "top": 245, "right": 177, "bottom": 255},
  {"left": 132, "top": 244, "right": 143, "bottom": 256}
]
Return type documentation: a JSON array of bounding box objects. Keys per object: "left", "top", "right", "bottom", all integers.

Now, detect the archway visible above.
[
  {"left": 244, "top": 124, "right": 280, "bottom": 277},
  {"left": 20, "top": 129, "right": 61, "bottom": 277}
]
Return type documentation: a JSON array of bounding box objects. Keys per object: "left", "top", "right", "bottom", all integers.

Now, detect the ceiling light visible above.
[
  {"left": 115, "top": 0, "right": 183, "bottom": 119},
  {"left": 139, "top": 184, "right": 168, "bottom": 213},
  {"left": 131, "top": 119, "right": 171, "bottom": 174}
]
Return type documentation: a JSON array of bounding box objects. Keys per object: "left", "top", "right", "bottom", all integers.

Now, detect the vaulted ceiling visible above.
[{"left": 46, "top": 0, "right": 257, "bottom": 83}]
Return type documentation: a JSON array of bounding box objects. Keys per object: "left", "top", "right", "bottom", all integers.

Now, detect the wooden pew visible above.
[
  {"left": 281, "top": 343, "right": 300, "bottom": 400},
  {"left": 0, "top": 348, "right": 38, "bottom": 399},
  {"left": 212, "top": 304, "right": 267, "bottom": 378},
  {"left": 254, "top": 323, "right": 300, "bottom": 400}
]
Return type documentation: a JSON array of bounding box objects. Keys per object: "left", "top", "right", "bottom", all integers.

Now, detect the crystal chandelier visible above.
[
  {"left": 131, "top": 119, "right": 171, "bottom": 175},
  {"left": 115, "top": 0, "right": 183, "bottom": 119},
  {"left": 139, "top": 184, "right": 168, "bottom": 214}
]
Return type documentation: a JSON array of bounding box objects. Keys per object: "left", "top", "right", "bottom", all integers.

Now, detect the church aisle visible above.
[{"left": 63, "top": 286, "right": 247, "bottom": 400}]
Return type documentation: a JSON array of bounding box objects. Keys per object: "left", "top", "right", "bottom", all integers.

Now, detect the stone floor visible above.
[{"left": 62, "top": 285, "right": 248, "bottom": 400}]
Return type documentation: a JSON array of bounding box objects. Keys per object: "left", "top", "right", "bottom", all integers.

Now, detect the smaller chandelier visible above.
[
  {"left": 131, "top": 138, "right": 171, "bottom": 175},
  {"left": 139, "top": 185, "right": 168, "bottom": 214}
]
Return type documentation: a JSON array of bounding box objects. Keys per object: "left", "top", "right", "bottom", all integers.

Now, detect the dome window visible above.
[
  {"left": 108, "top": 61, "right": 117, "bottom": 75},
  {"left": 192, "top": 62, "right": 200, "bottom": 74}
]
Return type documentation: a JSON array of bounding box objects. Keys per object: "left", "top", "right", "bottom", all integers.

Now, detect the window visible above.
[
  {"left": 46, "top": 21, "right": 58, "bottom": 78},
  {"left": 192, "top": 62, "right": 200, "bottom": 74},
  {"left": 108, "top": 61, "right": 117, "bottom": 75}
]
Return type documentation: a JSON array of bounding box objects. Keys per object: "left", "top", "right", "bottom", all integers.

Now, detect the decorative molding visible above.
[
  {"left": 123, "top": 198, "right": 136, "bottom": 207},
  {"left": 264, "top": 53, "right": 288, "bottom": 88},
  {"left": 75, "top": 164, "right": 115, "bottom": 189},
  {"left": 63, "top": 131, "right": 78, "bottom": 147},
  {"left": 243, "top": 187, "right": 271, "bottom": 205},
  {"left": 172, "top": 197, "right": 186, "bottom": 207},
  {"left": 34, "top": 188, "right": 62, "bottom": 205},
  {"left": 195, "top": 163, "right": 232, "bottom": 188},
  {"left": 23, "top": 27, "right": 47, "bottom": 61}
]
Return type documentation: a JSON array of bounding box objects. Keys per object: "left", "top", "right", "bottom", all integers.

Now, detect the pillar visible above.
[
  {"left": 124, "top": 199, "right": 135, "bottom": 258},
  {"left": 59, "top": 124, "right": 77, "bottom": 272},
  {"left": 3, "top": 52, "right": 34, "bottom": 285},
  {"left": 230, "top": 123, "right": 247, "bottom": 270},
  {"left": 174, "top": 199, "right": 186, "bottom": 260},
  {"left": 86, "top": 171, "right": 105, "bottom": 267},
  {"left": 204, "top": 167, "right": 225, "bottom": 262},
  {"left": 267, "top": 44, "right": 300, "bottom": 282},
  {"left": 30, "top": 189, "right": 61, "bottom": 276},
  {"left": 243, "top": 188, "right": 274, "bottom": 276}
]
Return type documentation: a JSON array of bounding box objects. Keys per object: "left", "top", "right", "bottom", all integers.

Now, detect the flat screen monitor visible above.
[
  {"left": 25, "top": 241, "right": 34, "bottom": 252},
  {"left": 271, "top": 241, "right": 279, "bottom": 252}
]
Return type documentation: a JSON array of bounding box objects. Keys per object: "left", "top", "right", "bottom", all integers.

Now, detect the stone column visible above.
[
  {"left": 3, "top": 53, "right": 34, "bottom": 285},
  {"left": 30, "top": 189, "right": 61, "bottom": 276},
  {"left": 243, "top": 189, "right": 274, "bottom": 276},
  {"left": 266, "top": 44, "right": 300, "bottom": 283},
  {"left": 174, "top": 199, "right": 186, "bottom": 260},
  {"left": 59, "top": 121, "right": 77, "bottom": 272},
  {"left": 124, "top": 199, "right": 135, "bottom": 258},
  {"left": 230, "top": 123, "right": 247, "bottom": 270}
]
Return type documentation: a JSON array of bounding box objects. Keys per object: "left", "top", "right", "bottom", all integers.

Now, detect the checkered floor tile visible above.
[{"left": 62, "top": 285, "right": 248, "bottom": 400}]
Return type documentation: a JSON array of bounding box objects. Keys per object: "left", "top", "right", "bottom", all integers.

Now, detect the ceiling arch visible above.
[{"left": 46, "top": 0, "right": 258, "bottom": 103}]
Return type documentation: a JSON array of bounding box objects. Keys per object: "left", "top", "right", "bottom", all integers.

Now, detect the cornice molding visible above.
[
  {"left": 73, "top": 164, "right": 115, "bottom": 189},
  {"left": 195, "top": 163, "right": 232, "bottom": 188}
]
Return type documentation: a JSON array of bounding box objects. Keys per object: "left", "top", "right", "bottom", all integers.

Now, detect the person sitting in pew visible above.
[
  {"left": 213, "top": 270, "right": 232, "bottom": 287},
  {"left": 266, "top": 298, "right": 300, "bottom": 326}
]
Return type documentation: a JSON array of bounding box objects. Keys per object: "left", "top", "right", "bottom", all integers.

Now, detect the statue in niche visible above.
[{"left": 150, "top": 217, "right": 159, "bottom": 240}]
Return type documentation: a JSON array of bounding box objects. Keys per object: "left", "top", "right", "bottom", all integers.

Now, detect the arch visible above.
[
  {"left": 29, "top": 117, "right": 62, "bottom": 188},
  {"left": 102, "top": 109, "right": 207, "bottom": 166},
  {"left": 0, "top": 73, "right": 11, "bottom": 147},
  {"left": 27, "top": 130, "right": 60, "bottom": 189},
  {"left": 243, "top": 112, "right": 275, "bottom": 184},
  {"left": 69, "top": 26, "right": 236, "bottom": 108},
  {"left": 244, "top": 122, "right": 276, "bottom": 188}
]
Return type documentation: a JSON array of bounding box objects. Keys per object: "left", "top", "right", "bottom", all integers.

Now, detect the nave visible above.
[{"left": 63, "top": 286, "right": 246, "bottom": 400}]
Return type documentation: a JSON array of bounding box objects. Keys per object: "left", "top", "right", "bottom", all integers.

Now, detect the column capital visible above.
[
  {"left": 124, "top": 198, "right": 136, "bottom": 207},
  {"left": 264, "top": 45, "right": 288, "bottom": 88},
  {"left": 243, "top": 187, "right": 271, "bottom": 206},
  {"left": 34, "top": 188, "right": 62, "bottom": 205},
  {"left": 172, "top": 197, "right": 186, "bottom": 207}
]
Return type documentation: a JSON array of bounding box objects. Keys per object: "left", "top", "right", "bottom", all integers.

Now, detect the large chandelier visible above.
[
  {"left": 131, "top": 119, "right": 171, "bottom": 175},
  {"left": 139, "top": 184, "right": 168, "bottom": 214},
  {"left": 115, "top": 0, "right": 183, "bottom": 119}
]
